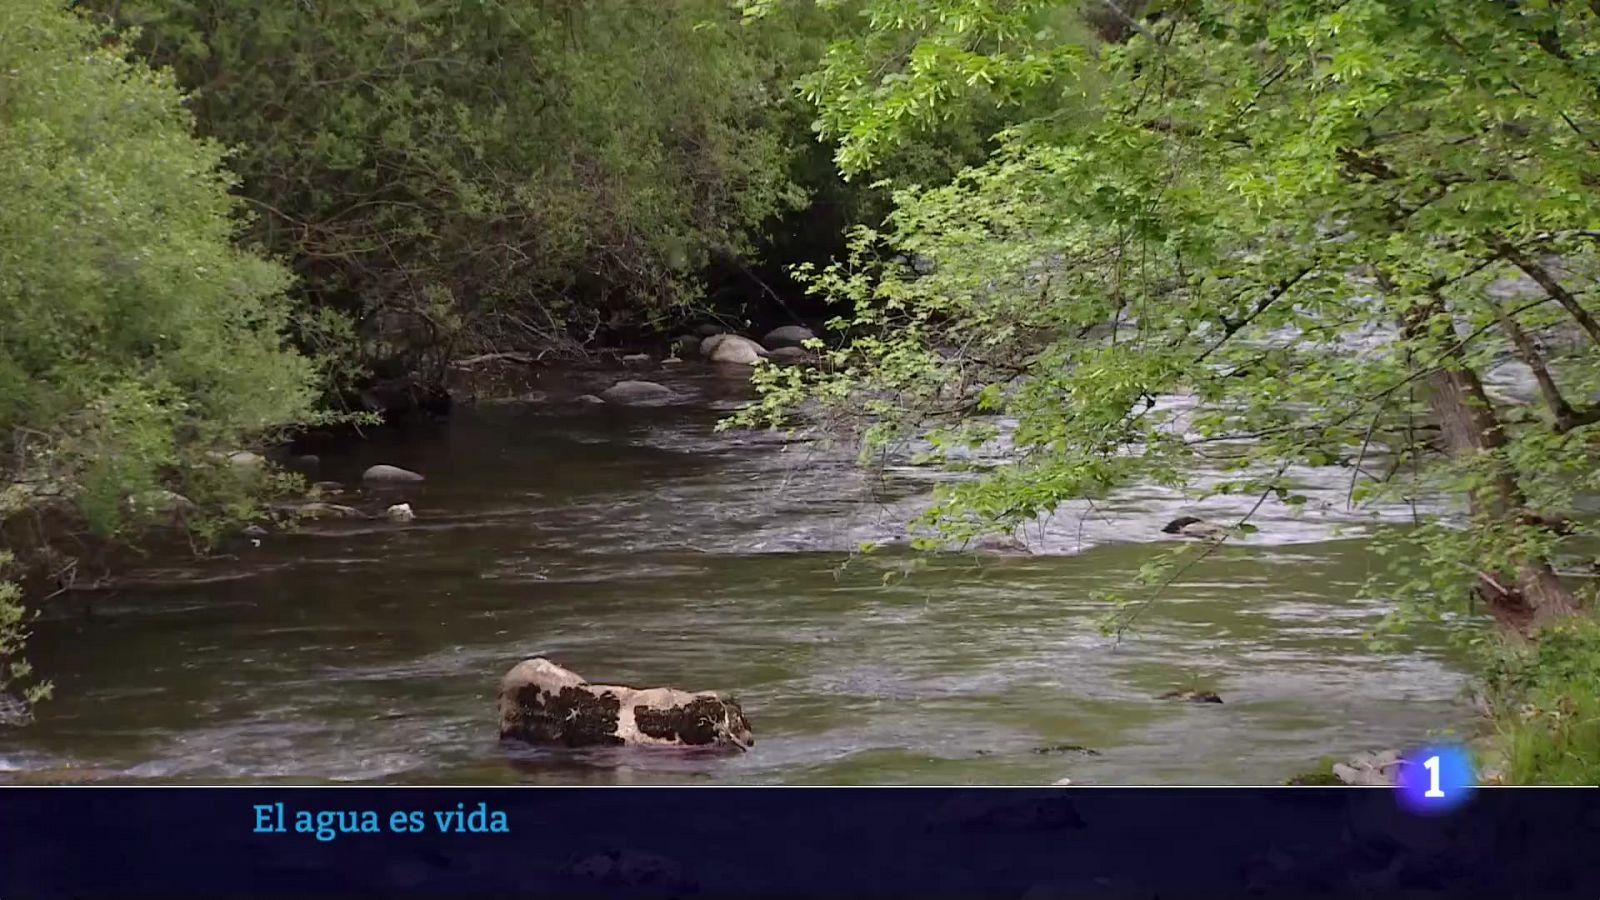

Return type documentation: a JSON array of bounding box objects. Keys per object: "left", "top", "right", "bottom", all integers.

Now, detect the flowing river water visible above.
[{"left": 0, "top": 365, "right": 1476, "bottom": 784}]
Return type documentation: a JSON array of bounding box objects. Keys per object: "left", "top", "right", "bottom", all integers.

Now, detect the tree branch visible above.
[{"left": 1491, "top": 237, "right": 1600, "bottom": 348}]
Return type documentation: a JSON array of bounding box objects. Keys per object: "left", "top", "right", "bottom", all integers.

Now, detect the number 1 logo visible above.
[
  {"left": 1423, "top": 755, "right": 1444, "bottom": 798},
  {"left": 1397, "top": 745, "right": 1475, "bottom": 814}
]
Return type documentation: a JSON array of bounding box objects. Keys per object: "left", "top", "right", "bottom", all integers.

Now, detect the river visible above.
[{"left": 0, "top": 364, "right": 1473, "bottom": 784}]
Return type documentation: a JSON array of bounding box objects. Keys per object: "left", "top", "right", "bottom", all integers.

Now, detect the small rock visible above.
[
  {"left": 126, "top": 489, "right": 196, "bottom": 516},
  {"left": 1050, "top": 778, "right": 1073, "bottom": 787},
  {"left": 574, "top": 394, "right": 606, "bottom": 405},
  {"left": 700, "top": 334, "right": 769, "bottom": 365},
  {"left": 385, "top": 503, "right": 415, "bottom": 522},
  {"left": 762, "top": 325, "right": 816, "bottom": 349},
  {"left": 767, "top": 346, "right": 814, "bottom": 364},
  {"left": 292, "top": 502, "right": 365, "bottom": 520},
  {"left": 310, "top": 481, "right": 345, "bottom": 494},
  {"left": 226, "top": 450, "right": 266, "bottom": 469},
  {"left": 599, "top": 380, "right": 673, "bottom": 404},
  {"left": 621, "top": 353, "right": 652, "bottom": 366},
  {"left": 1032, "top": 744, "right": 1101, "bottom": 756},
  {"left": 1332, "top": 748, "right": 1408, "bottom": 785},
  {"left": 362, "top": 464, "right": 425, "bottom": 484},
  {"left": 1158, "top": 689, "right": 1223, "bottom": 704},
  {"left": 670, "top": 334, "right": 701, "bottom": 358},
  {"left": 660, "top": 356, "right": 684, "bottom": 366},
  {"left": 242, "top": 524, "right": 269, "bottom": 538},
  {"left": 1162, "top": 516, "right": 1232, "bottom": 540},
  {"left": 970, "top": 533, "right": 1031, "bottom": 555},
  {"left": 478, "top": 391, "right": 549, "bottom": 405},
  {"left": 287, "top": 454, "right": 320, "bottom": 471}
]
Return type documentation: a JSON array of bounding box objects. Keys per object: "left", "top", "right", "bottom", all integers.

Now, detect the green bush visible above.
[
  {"left": 0, "top": 553, "right": 50, "bottom": 710},
  {"left": 0, "top": 0, "right": 318, "bottom": 540}
]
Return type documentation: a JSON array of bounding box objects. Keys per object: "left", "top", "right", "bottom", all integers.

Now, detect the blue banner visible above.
[{"left": 1, "top": 787, "right": 1596, "bottom": 898}]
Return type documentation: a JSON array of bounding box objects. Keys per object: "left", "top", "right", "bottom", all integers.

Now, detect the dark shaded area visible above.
[{"left": 1, "top": 788, "right": 1597, "bottom": 898}]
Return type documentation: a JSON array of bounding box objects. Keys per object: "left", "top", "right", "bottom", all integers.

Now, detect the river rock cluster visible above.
[
  {"left": 669, "top": 324, "right": 818, "bottom": 366},
  {"left": 1330, "top": 749, "right": 1407, "bottom": 786},
  {"left": 587, "top": 324, "right": 822, "bottom": 405}
]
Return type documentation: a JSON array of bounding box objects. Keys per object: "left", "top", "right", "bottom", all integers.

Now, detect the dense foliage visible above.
[
  {"left": 736, "top": 0, "right": 1600, "bottom": 776},
  {"left": 82, "top": 0, "right": 834, "bottom": 379},
  {"left": 0, "top": 0, "right": 326, "bottom": 704},
  {"left": 0, "top": 0, "right": 318, "bottom": 539}
]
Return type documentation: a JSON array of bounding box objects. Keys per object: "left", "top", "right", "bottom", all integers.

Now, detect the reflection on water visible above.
[{"left": 1, "top": 366, "right": 1471, "bottom": 784}]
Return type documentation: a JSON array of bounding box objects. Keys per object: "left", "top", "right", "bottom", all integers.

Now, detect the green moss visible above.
[{"left": 1283, "top": 758, "right": 1345, "bottom": 786}]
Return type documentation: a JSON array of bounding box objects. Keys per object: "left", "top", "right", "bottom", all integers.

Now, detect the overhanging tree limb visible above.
[{"left": 1491, "top": 237, "right": 1600, "bottom": 349}]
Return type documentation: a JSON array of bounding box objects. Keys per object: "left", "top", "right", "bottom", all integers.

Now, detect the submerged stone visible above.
[
  {"left": 1032, "top": 744, "right": 1101, "bottom": 756},
  {"left": 292, "top": 501, "right": 365, "bottom": 520},
  {"left": 1161, "top": 516, "right": 1233, "bottom": 540},
  {"left": 599, "top": 381, "right": 673, "bottom": 404},
  {"left": 767, "top": 346, "right": 813, "bottom": 365},
  {"left": 1158, "top": 689, "right": 1223, "bottom": 704}
]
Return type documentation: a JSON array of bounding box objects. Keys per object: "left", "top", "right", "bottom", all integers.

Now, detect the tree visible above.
[
  {"left": 738, "top": 0, "right": 1600, "bottom": 643},
  {"left": 1, "top": 0, "right": 320, "bottom": 703},
  {"left": 85, "top": 0, "right": 823, "bottom": 380}
]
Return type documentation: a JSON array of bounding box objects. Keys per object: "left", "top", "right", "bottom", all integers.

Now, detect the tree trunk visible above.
[
  {"left": 1396, "top": 289, "right": 1580, "bottom": 635},
  {"left": 1421, "top": 360, "right": 1577, "bottom": 633}
]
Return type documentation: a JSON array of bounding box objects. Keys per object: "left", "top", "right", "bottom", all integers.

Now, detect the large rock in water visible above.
[
  {"left": 670, "top": 334, "right": 701, "bottom": 359},
  {"left": 761, "top": 325, "right": 816, "bottom": 349},
  {"left": 599, "top": 380, "right": 673, "bottom": 404},
  {"left": 700, "top": 334, "right": 769, "bottom": 365},
  {"left": 498, "top": 658, "right": 753, "bottom": 750},
  {"left": 362, "top": 464, "right": 424, "bottom": 483}
]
